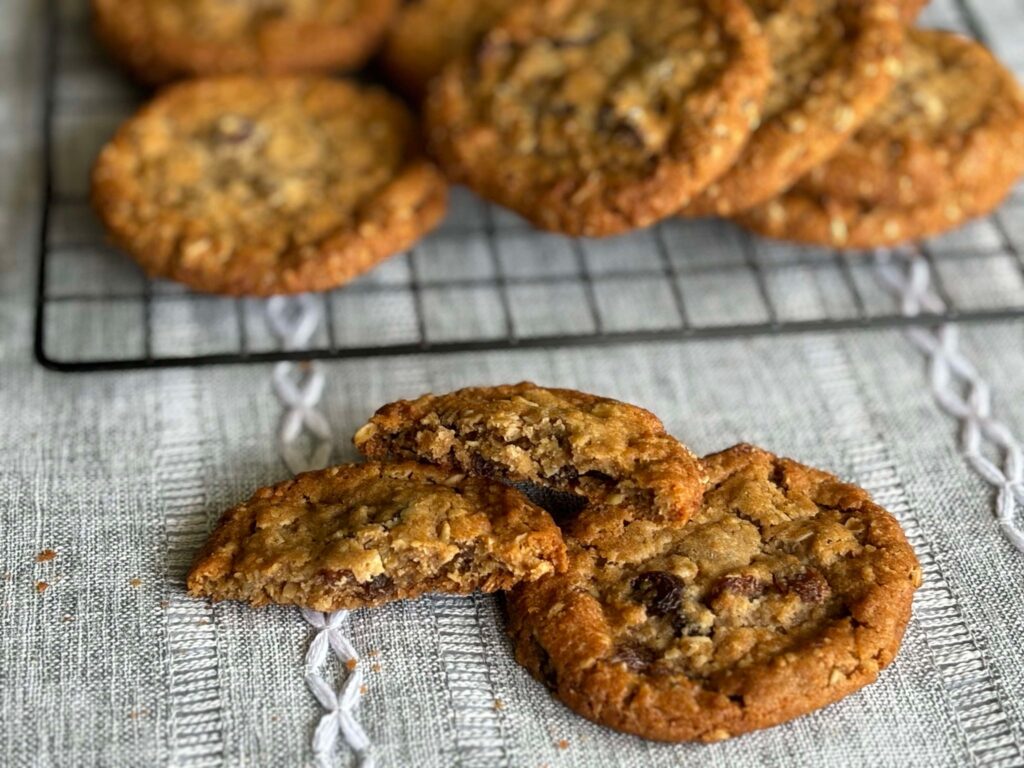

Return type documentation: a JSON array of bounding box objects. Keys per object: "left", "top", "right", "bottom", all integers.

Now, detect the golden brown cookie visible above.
[
  {"left": 683, "top": 0, "right": 903, "bottom": 217},
  {"left": 93, "top": 0, "right": 398, "bottom": 84},
  {"left": 354, "top": 382, "right": 708, "bottom": 526},
  {"left": 738, "top": 30, "right": 1024, "bottom": 248},
  {"left": 424, "top": 0, "right": 771, "bottom": 237},
  {"left": 187, "top": 462, "right": 567, "bottom": 611},
  {"left": 507, "top": 444, "right": 922, "bottom": 743},
  {"left": 898, "top": 0, "right": 929, "bottom": 24},
  {"left": 381, "top": 0, "right": 516, "bottom": 101},
  {"left": 92, "top": 77, "right": 448, "bottom": 296}
]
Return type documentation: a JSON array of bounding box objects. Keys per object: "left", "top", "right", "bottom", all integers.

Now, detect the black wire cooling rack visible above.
[{"left": 35, "top": 0, "right": 1024, "bottom": 372}]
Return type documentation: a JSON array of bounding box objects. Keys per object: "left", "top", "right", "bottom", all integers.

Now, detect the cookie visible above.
[
  {"left": 381, "top": 0, "right": 516, "bottom": 101},
  {"left": 738, "top": 30, "right": 1024, "bottom": 248},
  {"left": 683, "top": 0, "right": 903, "bottom": 217},
  {"left": 93, "top": 0, "right": 398, "bottom": 84},
  {"left": 424, "top": 0, "right": 770, "bottom": 237},
  {"left": 186, "top": 462, "right": 567, "bottom": 611},
  {"left": 898, "top": 0, "right": 929, "bottom": 24},
  {"left": 354, "top": 382, "right": 707, "bottom": 526},
  {"left": 506, "top": 444, "right": 921, "bottom": 742},
  {"left": 92, "top": 77, "right": 448, "bottom": 296}
]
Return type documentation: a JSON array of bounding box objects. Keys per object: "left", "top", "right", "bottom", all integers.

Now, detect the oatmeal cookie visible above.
[
  {"left": 93, "top": 0, "right": 397, "bottom": 84},
  {"left": 506, "top": 444, "right": 921, "bottom": 742},
  {"left": 355, "top": 383, "right": 707, "bottom": 526},
  {"left": 425, "top": 0, "right": 771, "bottom": 237},
  {"left": 381, "top": 0, "right": 516, "bottom": 101},
  {"left": 187, "top": 462, "right": 567, "bottom": 611},
  {"left": 738, "top": 30, "right": 1024, "bottom": 248},
  {"left": 683, "top": 0, "right": 903, "bottom": 217},
  {"left": 92, "top": 77, "right": 447, "bottom": 296},
  {"left": 898, "top": 0, "right": 929, "bottom": 24}
]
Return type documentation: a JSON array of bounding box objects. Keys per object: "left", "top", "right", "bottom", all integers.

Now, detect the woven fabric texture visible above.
[{"left": 4, "top": 0, "right": 1024, "bottom": 766}]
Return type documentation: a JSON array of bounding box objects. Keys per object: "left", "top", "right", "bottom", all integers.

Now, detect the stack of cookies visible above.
[
  {"left": 189, "top": 383, "right": 923, "bottom": 742},
  {"left": 89, "top": 0, "right": 1024, "bottom": 297}
]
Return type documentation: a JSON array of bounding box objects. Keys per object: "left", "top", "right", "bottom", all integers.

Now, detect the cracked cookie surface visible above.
[
  {"left": 738, "top": 30, "right": 1024, "bottom": 248},
  {"left": 355, "top": 382, "right": 707, "bottom": 527},
  {"left": 93, "top": 0, "right": 398, "bottom": 84},
  {"left": 92, "top": 77, "right": 447, "bottom": 296},
  {"left": 683, "top": 0, "right": 903, "bottom": 217},
  {"left": 424, "top": 0, "right": 770, "bottom": 236},
  {"left": 506, "top": 444, "right": 921, "bottom": 742},
  {"left": 382, "top": 0, "right": 516, "bottom": 100},
  {"left": 187, "top": 462, "right": 567, "bottom": 611}
]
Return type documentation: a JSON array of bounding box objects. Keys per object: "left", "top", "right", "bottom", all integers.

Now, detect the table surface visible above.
[{"left": 3, "top": 1, "right": 1024, "bottom": 767}]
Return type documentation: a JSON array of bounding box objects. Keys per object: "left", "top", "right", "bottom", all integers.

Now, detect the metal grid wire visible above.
[{"left": 35, "top": 0, "right": 1024, "bottom": 372}]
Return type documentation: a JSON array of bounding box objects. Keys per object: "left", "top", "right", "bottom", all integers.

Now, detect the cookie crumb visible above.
[
  {"left": 158, "top": 600, "right": 169, "bottom": 609},
  {"left": 129, "top": 578, "right": 142, "bottom": 588},
  {"left": 62, "top": 614, "right": 74, "bottom": 622},
  {"left": 359, "top": 684, "right": 368, "bottom": 695},
  {"left": 346, "top": 659, "right": 358, "bottom": 671},
  {"left": 35, "top": 581, "right": 49, "bottom": 593},
  {"left": 367, "top": 649, "right": 381, "bottom": 658},
  {"left": 35, "top": 549, "right": 57, "bottom": 563},
  {"left": 493, "top": 699, "right": 505, "bottom": 711},
  {"left": 556, "top": 739, "right": 569, "bottom": 750},
  {"left": 371, "top": 663, "right": 382, "bottom": 673}
]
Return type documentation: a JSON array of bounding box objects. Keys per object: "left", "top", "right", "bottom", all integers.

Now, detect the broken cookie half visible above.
[{"left": 187, "top": 462, "right": 567, "bottom": 611}]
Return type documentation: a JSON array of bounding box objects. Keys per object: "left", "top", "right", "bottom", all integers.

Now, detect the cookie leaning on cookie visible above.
[
  {"left": 91, "top": 77, "right": 448, "bottom": 296},
  {"left": 508, "top": 444, "right": 922, "bottom": 742},
  {"left": 354, "top": 382, "right": 708, "bottom": 526},
  {"left": 93, "top": 0, "right": 398, "bottom": 84},
  {"left": 186, "top": 462, "right": 567, "bottom": 611},
  {"left": 738, "top": 29, "right": 1024, "bottom": 248},
  {"left": 425, "top": 0, "right": 771, "bottom": 237},
  {"left": 381, "top": 0, "right": 517, "bottom": 101},
  {"left": 682, "top": 0, "right": 903, "bottom": 217}
]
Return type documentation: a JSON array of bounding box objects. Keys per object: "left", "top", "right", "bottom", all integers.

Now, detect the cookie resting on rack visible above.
[
  {"left": 355, "top": 382, "right": 708, "bottom": 526},
  {"left": 424, "top": 0, "right": 770, "bottom": 236},
  {"left": 91, "top": 77, "right": 447, "bottom": 296},
  {"left": 737, "top": 29, "right": 1024, "bottom": 248},
  {"left": 92, "top": 0, "right": 398, "bottom": 84},
  {"left": 682, "top": 0, "right": 903, "bottom": 217},
  {"left": 187, "top": 462, "right": 567, "bottom": 611},
  {"left": 506, "top": 444, "right": 922, "bottom": 742}
]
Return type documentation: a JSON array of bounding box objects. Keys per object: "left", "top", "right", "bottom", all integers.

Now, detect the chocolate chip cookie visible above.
[
  {"left": 382, "top": 0, "right": 516, "bottom": 100},
  {"left": 683, "top": 0, "right": 903, "bottom": 217},
  {"left": 738, "top": 30, "right": 1024, "bottom": 248},
  {"left": 354, "top": 383, "right": 707, "bottom": 526},
  {"left": 507, "top": 444, "right": 921, "bottom": 742},
  {"left": 93, "top": 0, "right": 398, "bottom": 84},
  {"left": 187, "top": 462, "right": 567, "bottom": 611},
  {"left": 425, "top": 0, "right": 771, "bottom": 237},
  {"left": 92, "top": 77, "right": 448, "bottom": 296}
]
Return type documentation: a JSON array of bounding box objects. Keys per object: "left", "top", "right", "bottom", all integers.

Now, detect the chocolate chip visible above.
[
  {"left": 775, "top": 569, "right": 831, "bottom": 604},
  {"left": 711, "top": 574, "right": 764, "bottom": 599},
  {"left": 632, "top": 571, "right": 685, "bottom": 616}
]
